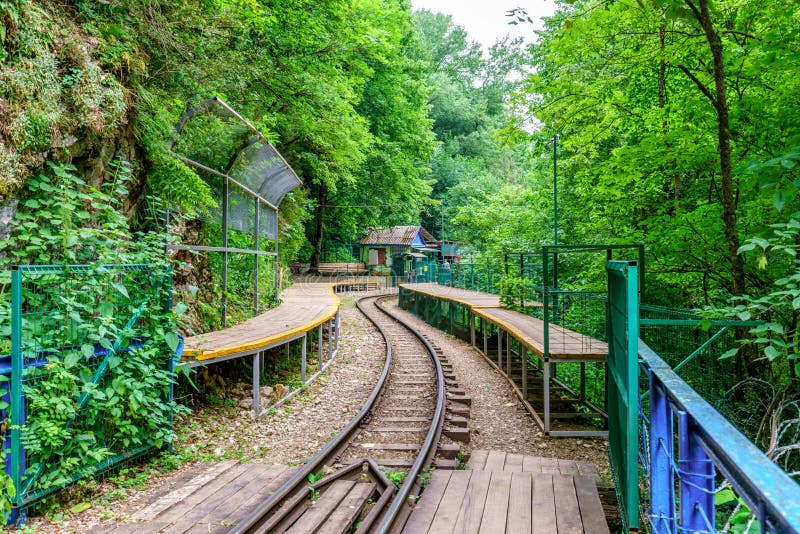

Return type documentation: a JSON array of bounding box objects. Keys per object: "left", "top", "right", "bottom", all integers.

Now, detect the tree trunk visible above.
[
  {"left": 684, "top": 0, "right": 754, "bottom": 375},
  {"left": 309, "top": 181, "right": 327, "bottom": 272},
  {"left": 658, "top": 22, "right": 681, "bottom": 212}
]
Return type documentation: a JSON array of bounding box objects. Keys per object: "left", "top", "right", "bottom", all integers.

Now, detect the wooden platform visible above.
[
  {"left": 475, "top": 307, "right": 607, "bottom": 361},
  {"left": 401, "top": 283, "right": 505, "bottom": 308},
  {"left": 402, "top": 450, "right": 609, "bottom": 534},
  {"left": 182, "top": 283, "right": 340, "bottom": 361},
  {"left": 401, "top": 284, "right": 605, "bottom": 361},
  {"left": 89, "top": 461, "right": 297, "bottom": 533}
]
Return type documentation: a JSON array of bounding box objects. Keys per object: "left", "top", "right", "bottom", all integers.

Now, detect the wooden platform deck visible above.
[
  {"left": 182, "top": 283, "right": 340, "bottom": 362},
  {"left": 401, "top": 283, "right": 505, "bottom": 308},
  {"left": 402, "top": 450, "right": 609, "bottom": 534},
  {"left": 89, "top": 461, "right": 297, "bottom": 533},
  {"left": 400, "top": 283, "right": 609, "bottom": 436},
  {"left": 474, "top": 307, "right": 607, "bottom": 361},
  {"left": 90, "top": 452, "right": 607, "bottom": 533},
  {"left": 401, "top": 283, "right": 606, "bottom": 361}
]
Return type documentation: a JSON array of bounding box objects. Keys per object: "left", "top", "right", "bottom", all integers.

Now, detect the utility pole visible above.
[
  {"left": 552, "top": 134, "right": 559, "bottom": 246},
  {"left": 440, "top": 198, "right": 445, "bottom": 262}
]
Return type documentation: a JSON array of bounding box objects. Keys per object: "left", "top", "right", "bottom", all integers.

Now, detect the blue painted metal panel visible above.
[
  {"left": 640, "top": 341, "right": 800, "bottom": 534},
  {"left": 411, "top": 232, "right": 425, "bottom": 248},
  {"left": 649, "top": 379, "right": 675, "bottom": 534}
]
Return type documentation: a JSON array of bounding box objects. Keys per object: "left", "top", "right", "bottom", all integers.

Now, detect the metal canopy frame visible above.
[{"left": 165, "top": 97, "right": 302, "bottom": 325}]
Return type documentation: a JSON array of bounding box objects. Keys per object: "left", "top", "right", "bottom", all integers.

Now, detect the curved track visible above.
[{"left": 231, "top": 295, "right": 447, "bottom": 533}]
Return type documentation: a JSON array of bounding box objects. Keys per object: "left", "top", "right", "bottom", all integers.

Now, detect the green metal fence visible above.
[
  {"left": 639, "top": 303, "right": 761, "bottom": 426},
  {"left": 444, "top": 262, "right": 505, "bottom": 294},
  {"left": 2, "top": 264, "right": 177, "bottom": 519},
  {"left": 606, "top": 261, "right": 640, "bottom": 532}
]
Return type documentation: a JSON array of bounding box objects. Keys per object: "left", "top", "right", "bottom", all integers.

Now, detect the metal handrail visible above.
[{"left": 640, "top": 340, "right": 800, "bottom": 533}]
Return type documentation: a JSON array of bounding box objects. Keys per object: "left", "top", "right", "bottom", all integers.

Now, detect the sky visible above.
[{"left": 409, "top": 0, "right": 558, "bottom": 50}]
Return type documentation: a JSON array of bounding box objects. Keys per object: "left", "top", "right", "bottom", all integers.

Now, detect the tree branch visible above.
[
  {"left": 678, "top": 64, "right": 717, "bottom": 107},
  {"left": 683, "top": 0, "right": 702, "bottom": 22}
]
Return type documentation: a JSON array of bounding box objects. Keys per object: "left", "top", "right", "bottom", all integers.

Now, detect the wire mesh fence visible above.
[{"left": 1, "top": 264, "right": 179, "bottom": 517}]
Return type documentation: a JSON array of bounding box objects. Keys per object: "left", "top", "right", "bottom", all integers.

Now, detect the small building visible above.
[{"left": 359, "top": 226, "right": 439, "bottom": 277}]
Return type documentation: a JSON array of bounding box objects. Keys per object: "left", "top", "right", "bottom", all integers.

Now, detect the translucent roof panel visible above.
[
  {"left": 259, "top": 205, "right": 278, "bottom": 241},
  {"left": 227, "top": 186, "right": 253, "bottom": 234},
  {"left": 169, "top": 97, "right": 301, "bottom": 211}
]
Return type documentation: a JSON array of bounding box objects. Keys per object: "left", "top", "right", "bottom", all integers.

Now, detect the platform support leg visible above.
[
  {"left": 482, "top": 318, "right": 487, "bottom": 355},
  {"left": 506, "top": 332, "right": 511, "bottom": 376},
  {"left": 335, "top": 311, "right": 340, "bottom": 353},
  {"left": 498, "top": 326, "right": 503, "bottom": 369},
  {"left": 580, "top": 362, "right": 586, "bottom": 402},
  {"left": 328, "top": 319, "right": 333, "bottom": 361},
  {"left": 253, "top": 351, "right": 261, "bottom": 418},
  {"left": 522, "top": 346, "right": 528, "bottom": 400},
  {"left": 301, "top": 334, "right": 307, "bottom": 384},
  {"left": 544, "top": 360, "right": 551, "bottom": 434},
  {"left": 470, "top": 312, "right": 475, "bottom": 347},
  {"left": 318, "top": 325, "right": 324, "bottom": 369}
]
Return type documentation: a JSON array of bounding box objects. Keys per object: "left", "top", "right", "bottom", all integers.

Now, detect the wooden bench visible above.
[{"left": 316, "top": 262, "right": 368, "bottom": 275}]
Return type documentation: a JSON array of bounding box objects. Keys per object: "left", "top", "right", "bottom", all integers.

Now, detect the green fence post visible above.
[
  {"left": 10, "top": 268, "right": 23, "bottom": 509},
  {"left": 606, "top": 260, "right": 640, "bottom": 531}
]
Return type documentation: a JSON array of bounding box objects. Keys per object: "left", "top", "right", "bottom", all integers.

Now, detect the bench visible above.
[{"left": 316, "top": 262, "right": 368, "bottom": 275}]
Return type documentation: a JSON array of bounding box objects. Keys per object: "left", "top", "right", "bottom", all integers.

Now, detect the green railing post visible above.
[
  {"left": 606, "top": 260, "right": 640, "bottom": 531},
  {"left": 10, "top": 267, "right": 23, "bottom": 509}
]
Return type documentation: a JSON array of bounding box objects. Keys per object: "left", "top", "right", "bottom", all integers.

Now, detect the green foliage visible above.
[
  {"left": 714, "top": 219, "right": 800, "bottom": 367},
  {"left": 0, "top": 160, "right": 186, "bottom": 510},
  {"left": 379, "top": 466, "right": 407, "bottom": 490},
  {"left": 0, "top": 2, "right": 128, "bottom": 198},
  {"left": 307, "top": 468, "right": 324, "bottom": 501},
  {"left": 0, "top": 161, "right": 151, "bottom": 266},
  {"left": 498, "top": 275, "right": 531, "bottom": 311},
  {"left": 513, "top": 0, "right": 800, "bottom": 307}
]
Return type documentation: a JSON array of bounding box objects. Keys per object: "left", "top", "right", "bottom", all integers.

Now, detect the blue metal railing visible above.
[
  {"left": 607, "top": 261, "right": 800, "bottom": 533},
  {"left": 641, "top": 341, "right": 800, "bottom": 533}
]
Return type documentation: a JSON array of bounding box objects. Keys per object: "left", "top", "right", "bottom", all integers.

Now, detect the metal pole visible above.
[
  {"left": 483, "top": 318, "right": 488, "bottom": 356},
  {"left": 335, "top": 311, "right": 340, "bottom": 353},
  {"left": 544, "top": 361, "right": 551, "bottom": 434},
  {"left": 522, "top": 346, "right": 528, "bottom": 400},
  {"left": 10, "top": 268, "right": 23, "bottom": 508},
  {"left": 327, "top": 319, "right": 333, "bottom": 360},
  {"left": 470, "top": 312, "right": 476, "bottom": 347},
  {"left": 301, "top": 334, "right": 307, "bottom": 384},
  {"left": 274, "top": 215, "right": 280, "bottom": 297},
  {"left": 222, "top": 178, "right": 229, "bottom": 327},
  {"left": 254, "top": 198, "right": 260, "bottom": 316},
  {"left": 441, "top": 198, "right": 445, "bottom": 262},
  {"left": 553, "top": 133, "right": 559, "bottom": 246},
  {"left": 318, "top": 325, "right": 323, "bottom": 369},
  {"left": 252, "top": 352, "right": 260, "bottom": 418},
  {"left": 498, "top": 326, "right": 503, "bottom": 368},
  {"left": 506, "top": 332, "right": 511, "bottom": 376}
]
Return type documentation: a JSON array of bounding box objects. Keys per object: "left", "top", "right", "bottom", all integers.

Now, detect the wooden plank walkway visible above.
[
  {"left": 401, "top": 284, "right": 605, "bottom": 360},
  {"left": 401, "top": 283, "right": 505, "bottom": 308},
  {"left": 89, "top": 461, "right": 297, "bottom": 533},
  {"left": 402, "top": 450, "right": 609, "bottom": 534},
  {"left": 182, "top": 283, "right": 340, "bottom": 361},
  {"left": 474, "top": 307, "right": 607, "bottom": 361}
]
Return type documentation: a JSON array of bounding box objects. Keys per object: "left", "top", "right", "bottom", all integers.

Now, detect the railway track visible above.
[{"left": 231, "top": 294, "right": 469, "bottom": 533}]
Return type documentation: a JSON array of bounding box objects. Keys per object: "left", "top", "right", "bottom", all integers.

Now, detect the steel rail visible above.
[
  {"left": 369, "top": 297, "right": 447, "bottom": 534},
  {"left": 231, "top": 295, "right": 445, "bottom": 533},
  {"left": 230, "top": 296, "right": 392, "bottom": 533}
]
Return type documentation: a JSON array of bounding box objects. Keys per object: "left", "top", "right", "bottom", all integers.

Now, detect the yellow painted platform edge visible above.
[
  {"left": 399, "top": 284, "right": 504, "bottom": 310},
  {"left": 183, "top": 284, "right": 341, "bottom": 361}
]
